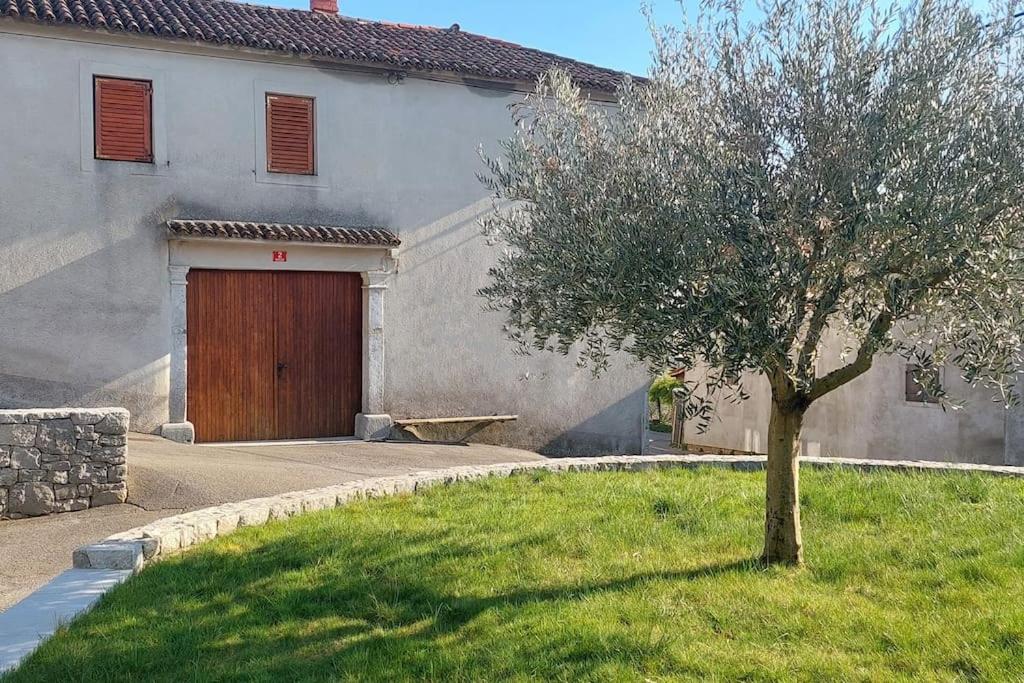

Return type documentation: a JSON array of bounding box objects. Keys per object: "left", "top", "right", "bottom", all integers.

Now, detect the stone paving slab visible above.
[{"left": 0, "top": 569, "right": 132, "bottom": 672}]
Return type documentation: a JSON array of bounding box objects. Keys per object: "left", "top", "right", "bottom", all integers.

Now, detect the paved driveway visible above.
[{"left": 0, "top": 433, "right": 545, "bottom": 612}]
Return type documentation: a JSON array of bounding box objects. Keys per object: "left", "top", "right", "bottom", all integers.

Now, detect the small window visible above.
[
  {"left": 905, "top": 365, "right": 940, "bottom": 403},
  {"left": 94, "top": 76, "right": 153, "bottom": 162},
  {"left": 266, "top": 94, "right": 315, "bottom": 175}
]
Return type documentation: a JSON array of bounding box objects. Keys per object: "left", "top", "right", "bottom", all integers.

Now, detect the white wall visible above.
[
  {"left": 683, "top": 334, "right": 1008, "bottom": 464},
  {"left": 0, "top": 24, "right": 648, "bottom": 454}
]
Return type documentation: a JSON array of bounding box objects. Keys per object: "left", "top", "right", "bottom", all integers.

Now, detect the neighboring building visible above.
[
  {"left": 682, "top": 335, "right": 1024, "bottom": 465},
  {"left": 0, "top": 0, "right": 649, "bottom": 453}
]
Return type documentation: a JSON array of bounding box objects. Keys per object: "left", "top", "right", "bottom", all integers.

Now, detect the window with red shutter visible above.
[
  {"left": 94, "top": 77, "right": 153, "bottom": 163},
  {"left": 266, "top": 94, "right": 315, "bottom": 175}
]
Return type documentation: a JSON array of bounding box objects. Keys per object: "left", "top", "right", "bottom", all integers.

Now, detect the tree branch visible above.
[
  {"left": 795, "top": 274, "right": 845, "bottom": 382},
  {"left": 807, "top": 310, "right": 894, "bottom": 402}
]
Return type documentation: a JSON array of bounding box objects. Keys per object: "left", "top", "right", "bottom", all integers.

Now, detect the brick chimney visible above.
[{"left": 310, "top": 0, "right": 337, "bottom": 14}]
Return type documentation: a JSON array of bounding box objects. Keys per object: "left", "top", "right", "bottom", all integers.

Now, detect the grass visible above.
[{"left": 7, "top": 467, "right": 1024, "bottom": 682}]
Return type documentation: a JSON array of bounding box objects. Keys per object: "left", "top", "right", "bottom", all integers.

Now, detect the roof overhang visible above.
[{"left": 166, "top": 219, "right": 400, "bottom": 248}]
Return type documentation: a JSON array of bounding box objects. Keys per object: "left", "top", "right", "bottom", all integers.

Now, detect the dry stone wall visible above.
[{"left": 0, "top": 408, "right": 129, "bottom": 519}]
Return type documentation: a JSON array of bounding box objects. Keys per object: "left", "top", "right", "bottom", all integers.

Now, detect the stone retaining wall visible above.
[
  {"left": 73, "top": 453, "right": 1024, "bottom": 571},
  {"left": 0, "top": 408, "right": 129, "bottom": 519}
]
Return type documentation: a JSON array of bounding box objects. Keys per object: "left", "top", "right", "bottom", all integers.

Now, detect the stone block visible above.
[
  {"left": 0, "top": 488, "right": 6, "bottom": 514},
  {"left": 269, "top": 497, "right": 303, "bottom": 519},
  {"left": 300, "top": 491, "right": 337, "bottom": 514},
  {"left": 0, "top": 423, "right": 37, "bottom": 447},
  {"left": 35, "top": 419, "right": 76, "bottom": 455},
  {"left": 160, "top": 421, "right": 194, "bottom": 444},
  {"left": 49, "top": 470, "right": 69, "bottom": 485},
  {"left": 192, "top": 517, "right": 218, "bottom": 541},
  {"left": 237, "top": 503, "right": 271, "bottom": 527},
  {"left": 175, "top": 523, "right": 198, "bottom": 549},
  {"left": 216, "top": 513, "right": 241, "bottom": 535},
  {"left": 9, "top": 482, "right": 55, "bottom": 516},
  {"left": 0, "top": 468, "right": 17, "bottom": 486},
  {"left": 73, "top": 541, "right": 143, "bottom": 571},
  {"left": 70, "top": 463, "right": 107, "bottom": 484},
  {"left": 98, "top": 434, "right": 127, "bottom": 447},
  {"left": 54, "top": 485, "right": 76, "bottom": 500},
  {"left": 94, "top": 410, "right": 130, "bottom": 436},
  {"left": 20, "top": 409, "right": 70, "bottom": 421},
  {"left": 43, "top": 460, "right": 71, "bottom": 471},
  {"left": 70, "top": 410, "right": 109, "bottom": 425},
  {"left": 18, "top": 469, "right": 46, "bottom": 483},
  {"left": 107, "top": 464, "right": 127, "bottom": 483},
  {"left": 9, "top": 447, "right": 40, "bottom": 469},
  {"left": 0, "top": 447, "right": 8, "bottom": 468},
  {"left": 92, "top": 447, "right": 125, "bottom": 463},
  {"left": 77, "top": 484, "right": 94, "bottom": 497},
  {"left": 355, "top": 413, "right": 393, "bottom": 441},
  {"left": 147, "top": 527, "right": 180, "bottom": 553},
  {"left": 74, "top": 440, "right": 95, "bottom": 456},
  {"left": 55, "top": 498, "right": 90, "bottom": 513},
  {"left": 139, "top": 536, "right": 160, "bottom": 559},
  {"left": 92, "top": 482, "right": 128, "bottom": 506}
]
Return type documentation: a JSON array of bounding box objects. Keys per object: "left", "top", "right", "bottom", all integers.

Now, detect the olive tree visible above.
[{"left": 480, "top": 0, "right": 1024, "bottom": 564}]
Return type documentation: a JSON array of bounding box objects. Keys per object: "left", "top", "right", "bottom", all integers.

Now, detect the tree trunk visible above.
[{"left": 762, "top": 397, "right": 806, "bottom": 566}]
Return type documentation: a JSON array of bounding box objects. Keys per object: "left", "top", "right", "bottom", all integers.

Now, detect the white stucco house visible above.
[
  {"left": 0, "top": 0, "right": 650, "bottom": 453},
  {"left": 3, "top": 0, "right": 1019, "bottom": 464},
  {"left": 682, "top": 333, "right": 1024, "bottom": 466}
]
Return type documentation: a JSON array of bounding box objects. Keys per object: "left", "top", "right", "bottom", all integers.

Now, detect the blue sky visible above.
[{"left": 272, "top": 1, "right": 678, "bottom": 76}]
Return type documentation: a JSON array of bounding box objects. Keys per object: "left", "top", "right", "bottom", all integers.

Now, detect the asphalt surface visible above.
[{"left": 0, "top": 433, "right": 545, "bottom": 612}]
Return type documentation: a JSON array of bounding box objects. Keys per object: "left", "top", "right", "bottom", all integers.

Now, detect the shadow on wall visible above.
[
  {"left": 538, "top": 387, "right": 648, "bottom": 457},
  {"left": 0, "top": 228, "right": 171, "bottom": 429}
]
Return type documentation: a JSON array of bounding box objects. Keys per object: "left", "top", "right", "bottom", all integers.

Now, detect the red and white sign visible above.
[{"left": 272, "top": 250, "right": 287, "bottom": 262}]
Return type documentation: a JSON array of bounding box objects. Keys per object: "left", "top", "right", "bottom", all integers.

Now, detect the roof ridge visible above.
[{"left": 3, "top": 0, "right": 630, "bottom": 91}]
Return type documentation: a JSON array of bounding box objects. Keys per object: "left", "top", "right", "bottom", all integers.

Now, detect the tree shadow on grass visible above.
[{"left": 11, "top": 526, "right": 762, "bottom": 683}]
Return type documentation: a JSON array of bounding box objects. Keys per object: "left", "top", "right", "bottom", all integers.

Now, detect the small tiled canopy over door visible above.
[
  {"left": 94, "top": 77, "right": 153, "bottom": 162},
  {"left": 266, "top": 94, "right": 315, "bottom": 175},
  {"left": 186, "top": 270, "right": 362, "bottom": 442}
]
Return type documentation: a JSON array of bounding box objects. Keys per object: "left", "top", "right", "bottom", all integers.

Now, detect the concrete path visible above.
[
  {"left": 0, "top": 433, "right": 545, "bottom": 612},
  {"left": 646, "top": 430, "right": 682, "bottom": 455}
]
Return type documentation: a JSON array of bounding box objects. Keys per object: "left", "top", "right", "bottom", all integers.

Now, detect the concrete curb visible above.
[
  {"left": 72, "top": 453, "right": 1024, "bottom": 571},
  {"left": 0, "top": 569, "right": 132, "bottom": 673},
  {"left": 6, "top": 453, "right": 1024, "bottom": 673}
]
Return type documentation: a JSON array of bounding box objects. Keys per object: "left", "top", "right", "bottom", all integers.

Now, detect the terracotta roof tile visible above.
[
  {"left": 4, "top": 0, "right": 629, "bottom": 92},
  {"left": 167, "top": 219, "right": 400, "bottom": 246}
]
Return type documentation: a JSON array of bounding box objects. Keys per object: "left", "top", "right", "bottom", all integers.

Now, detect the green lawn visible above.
[{"left": 8, "top": 467, "right": 1024, "bottom": 682}]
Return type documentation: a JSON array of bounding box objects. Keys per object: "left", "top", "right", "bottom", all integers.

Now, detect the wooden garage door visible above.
[{"left": 186, "top": 270, "right": 362, "bottom": 442}]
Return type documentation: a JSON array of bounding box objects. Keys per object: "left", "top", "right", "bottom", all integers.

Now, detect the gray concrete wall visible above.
[
  {"left": 683, "top": 334, "right": 1009, "bottom": 465},
  {"left": 0, "top": 24, "right": 648, "bottom": 454}
]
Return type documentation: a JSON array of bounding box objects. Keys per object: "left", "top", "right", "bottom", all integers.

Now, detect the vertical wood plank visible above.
[
  {"left": 186, "top": 270, "right": 277, "bottom": 442},
  {"left": 275, "top": 271, "right": 362, "bottom": 438}
]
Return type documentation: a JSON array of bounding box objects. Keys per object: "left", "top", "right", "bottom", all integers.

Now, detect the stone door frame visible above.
[{"left": 163, "top": 238, "right": 397, "bottom": 443}]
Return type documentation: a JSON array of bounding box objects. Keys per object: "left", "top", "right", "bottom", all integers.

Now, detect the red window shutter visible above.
[
  {"left": 266, "top": 94, "right": 315, "bottom": 175},
  {"left": 94, "top": 77, "right": 153, "bottom": 163}
]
